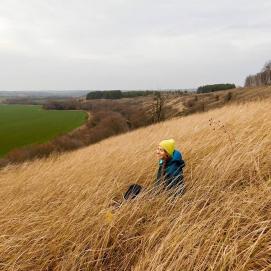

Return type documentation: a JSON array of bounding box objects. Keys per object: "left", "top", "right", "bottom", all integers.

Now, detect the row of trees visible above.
[
  {"left": 44, "top": 100, "right": 80, "bottom": 110},
  {"left": 86, "top": 90, "right": 156, "bottom": 99},
  {"left": 244, "top": 61, "right": 271, "bottom": 87},
  {"left": 197, "top": 84, "right": 236, "bottom": 93},
  {"left": 86, "top": 90, "right": 191, "bottom": 100}
]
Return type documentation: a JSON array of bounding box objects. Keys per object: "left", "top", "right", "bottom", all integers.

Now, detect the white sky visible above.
[{"left": 0, "top": 0, "right": 271, "bottom": 90}]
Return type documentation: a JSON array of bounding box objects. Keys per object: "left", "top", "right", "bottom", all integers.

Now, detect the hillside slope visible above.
[
  {"left": 0, "top": 99, "right": 270, "bottom": 270},
  {"left": 164, "top": 85, "right": 271, "bottom": 118}
]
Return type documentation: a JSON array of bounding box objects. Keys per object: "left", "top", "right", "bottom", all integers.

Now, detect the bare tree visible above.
[
  {"left": 152, "top": 92, "right": 165, "bottom": 123},
  {"left": 262, "top": 60, "right": 271, "bottom": 72},
  {"left": 245, "top": 60, "right": 271, "bottom": 87}
]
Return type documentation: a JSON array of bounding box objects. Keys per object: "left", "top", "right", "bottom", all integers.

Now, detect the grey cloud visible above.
[{"left": 0, "top": 0, "right": 270, "bottom": 90}]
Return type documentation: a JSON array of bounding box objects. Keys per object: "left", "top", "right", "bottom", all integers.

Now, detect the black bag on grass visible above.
[{"left": 124, "top": 184, "right": 142, "bottom": 200}]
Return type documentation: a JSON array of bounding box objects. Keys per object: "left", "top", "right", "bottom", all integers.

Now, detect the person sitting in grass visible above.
[
  {"left": 124, "top": 139, "right": 185, "bottom": 200},
  {"left": 155, "top": 138, "right": 185, "bottom": 195}
]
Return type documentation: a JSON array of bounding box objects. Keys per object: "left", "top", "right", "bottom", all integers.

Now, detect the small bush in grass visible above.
[{"left": 224, "top": 92, "right": 233, "bottom": 102}]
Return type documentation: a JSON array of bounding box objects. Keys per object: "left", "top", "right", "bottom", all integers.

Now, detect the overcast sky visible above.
[{"left": 0, "top": 0, "right": 271, "bottom": 90}]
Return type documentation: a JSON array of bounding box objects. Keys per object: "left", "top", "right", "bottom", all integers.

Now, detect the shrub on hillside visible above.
[
  {"left": 6, "top": 142, "right": 55, "bottom": 163},
  {"left": 185, "top": 98, "right": 195, "bottom": 108},
  {"left": 224, "top": 92, "right": 233, "bottom": 102},
  {"left": 183, "top": 98, "right": 206, "bottom": 115}
]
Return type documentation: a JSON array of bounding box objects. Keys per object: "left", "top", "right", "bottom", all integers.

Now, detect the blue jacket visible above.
[{"left": 156, "top": 150, "right": 185, "bottom": 192}]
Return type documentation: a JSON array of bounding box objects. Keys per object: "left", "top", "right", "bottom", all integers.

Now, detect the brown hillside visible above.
[
  {"left": 165, "top": 85, "right": 271, "bottom": 117},
  {"left": 0, "top": 98, "right": 270, "bottom": 270}
]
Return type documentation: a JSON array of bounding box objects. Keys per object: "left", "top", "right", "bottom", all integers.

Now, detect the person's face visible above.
[{"left": 156, "top": 145, "right": 168, "bottom": 160}]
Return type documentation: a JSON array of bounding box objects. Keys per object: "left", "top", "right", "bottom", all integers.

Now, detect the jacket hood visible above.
[{"left": 171, "top": 150, "right": 183, "bottom": 161}]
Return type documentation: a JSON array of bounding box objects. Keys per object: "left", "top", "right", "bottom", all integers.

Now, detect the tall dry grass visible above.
[{"left": 0, "top": 99, "right": 270, "bottom": 271}]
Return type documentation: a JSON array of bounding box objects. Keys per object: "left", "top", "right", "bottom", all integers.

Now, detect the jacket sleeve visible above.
[{"left": 155, "top": 165, "right": 163, "bottom": 187}]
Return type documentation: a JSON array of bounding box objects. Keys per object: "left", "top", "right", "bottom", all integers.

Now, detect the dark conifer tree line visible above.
[{"left": 197, "top": 84, "right": 236, "bottom": 94}]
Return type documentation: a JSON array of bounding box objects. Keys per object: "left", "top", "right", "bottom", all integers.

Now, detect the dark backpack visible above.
[{"left": 124, "top": 184, "right": 142, "bottom": 200}]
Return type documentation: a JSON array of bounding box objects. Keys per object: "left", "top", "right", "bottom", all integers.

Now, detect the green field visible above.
[{"left": 0, "top": 104, "right": 87, "bottom": 156}]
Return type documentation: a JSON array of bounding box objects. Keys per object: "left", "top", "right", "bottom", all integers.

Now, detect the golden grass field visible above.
[{"left": 0, "top": 97, "right": 270, "bottom": 270}]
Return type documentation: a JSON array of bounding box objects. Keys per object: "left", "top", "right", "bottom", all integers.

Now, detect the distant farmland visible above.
[{"left": 0, "top": 104, "right": 87, "bottom": 156}]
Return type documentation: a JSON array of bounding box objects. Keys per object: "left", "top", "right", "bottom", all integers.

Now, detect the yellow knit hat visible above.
[{"left": 159, "top": 139, "right": 175, "bottom": 157}]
